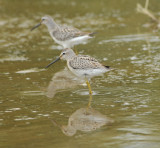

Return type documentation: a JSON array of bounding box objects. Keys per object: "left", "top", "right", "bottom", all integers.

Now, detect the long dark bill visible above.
[
  {"left": 31, "top": 23, "right": 41, "bottom": 31},
  {"left": 45, "top": 57, "right": 60, "bottom": 69}
]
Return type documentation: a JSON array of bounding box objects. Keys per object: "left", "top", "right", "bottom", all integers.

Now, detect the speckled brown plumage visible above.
[
  {"left": 69, "top": 55, "right": 103, "bottom": 69},
  {"left": 52, "top": 25, "right": 92, "bottom": 41}
]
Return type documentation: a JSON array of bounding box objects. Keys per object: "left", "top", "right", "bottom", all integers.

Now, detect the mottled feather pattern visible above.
[
  {"left": 69, "top": 55, "right": 104, "bottom": 69},
  {"left": 52, "top": 25, "right": 91, "bottom": 41}
]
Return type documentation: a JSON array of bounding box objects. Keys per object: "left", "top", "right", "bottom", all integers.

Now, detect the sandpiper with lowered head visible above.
[{"left": 31, "top": 15, "right": 95, "bottom": 48}]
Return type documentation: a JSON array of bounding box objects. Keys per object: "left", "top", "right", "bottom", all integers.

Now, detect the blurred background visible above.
[{"left": 0, "top": 0, "right": 160, "bottom": 148}]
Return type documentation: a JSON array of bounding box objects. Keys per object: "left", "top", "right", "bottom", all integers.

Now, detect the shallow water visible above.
[{"left": 0, "top": 0, "right": 160, "bottom": 148}]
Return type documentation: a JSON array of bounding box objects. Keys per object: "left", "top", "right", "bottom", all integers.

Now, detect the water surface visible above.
[{"left": 0, "top": 0, "right": 160, "bottom": 148}]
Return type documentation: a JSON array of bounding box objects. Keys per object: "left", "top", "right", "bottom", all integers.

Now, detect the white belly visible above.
[
  {"left": 67, "top": 64, "right": 106, "bottom": 79},
  {"left": 50, "top": 32, "right": 92, "bottom": 48},
  {"left": 68, "top": 35, "right": 92, "bottom": 47}
]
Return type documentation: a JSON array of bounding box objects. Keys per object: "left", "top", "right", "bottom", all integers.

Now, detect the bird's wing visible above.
[
  {"left": 69, "top": 55, "right": 103, "bottom": 69},
  {"left": 53, "top": 25, "right": 91, "bottom": 41}
]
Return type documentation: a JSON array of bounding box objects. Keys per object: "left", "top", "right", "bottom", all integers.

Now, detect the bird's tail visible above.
[
  {"left": 89, "top": 32, "right": 97, "bottom": 37},
  {"left": 104, "top": 66, "right": 115, "bottom": 71},
  {"left": 105, "top": 66, "right": 110, "bottom": 69}
]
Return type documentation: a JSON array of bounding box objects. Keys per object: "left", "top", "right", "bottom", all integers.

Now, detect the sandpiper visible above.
[
  {"left": 45, "top": 49, "right": 110, "bottom": 98},
  {"left": 31, "top": 15, "right": 95, "bottom": 48}
]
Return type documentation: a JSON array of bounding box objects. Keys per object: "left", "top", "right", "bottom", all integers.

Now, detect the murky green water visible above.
[{"left": 0, "top": 0, "right": 160, "bottom": 147}]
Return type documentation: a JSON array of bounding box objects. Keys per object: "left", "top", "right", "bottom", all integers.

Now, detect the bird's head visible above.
[
  {"left": 31, "top": 15, "right": 55, "bottom": 31},
  {"left": 45, "top": 49, "right": 76, "bottom": 69}
]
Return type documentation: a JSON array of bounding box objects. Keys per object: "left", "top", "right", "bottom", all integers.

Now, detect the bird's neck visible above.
[
  {"left": 66, "top": 51, "right": 76, "bottom": 61},
  {"left": 46, "top": 21, "right": 58, "bottom": 31}
]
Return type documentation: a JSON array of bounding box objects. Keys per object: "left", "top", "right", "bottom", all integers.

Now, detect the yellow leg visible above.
[
  {"left": 86, "top": 79, "right": 93, "bottom": 109},
  {"left": 87, "top": 93, "right": 93, "bottom": 109},
  {"left": 86, "top": 80, "right": 92, "bottom": 95}
]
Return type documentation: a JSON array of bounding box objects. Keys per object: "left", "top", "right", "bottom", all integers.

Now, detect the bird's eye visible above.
[
  {"left": 62, "top": 52, "right": 66, "bottom": 55},
  {"left": 42, "top": 18, "right": 45, "bottom": 21}
]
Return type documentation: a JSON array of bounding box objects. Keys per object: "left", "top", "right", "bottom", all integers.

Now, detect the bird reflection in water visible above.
[
  {"left": 46, "top": 67, "right": 85, "bottom": 98},
  {"left": 51, "top": 107, "right": 114, "bottom": 136},
  {"left": 46, "top": 67, "right": 95, "bottom": 108}
]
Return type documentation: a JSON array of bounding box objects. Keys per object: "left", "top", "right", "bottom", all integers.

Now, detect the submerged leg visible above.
[
  {"left": 86, "top": 79, "right": 92, "bottom": 95},
  {"left": 87, "top": 93, "right": 93, "bottom": 109},
  {"left": 86, "top": 79, "right": 93, "bottom": 108}
]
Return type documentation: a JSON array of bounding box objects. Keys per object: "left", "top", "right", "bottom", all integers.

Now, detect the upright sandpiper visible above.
[
  {"left": 31, "top": 15, "right": 95, "bottom": 48},
  {"left": 45, "top": 49, "right": 110, "bottom": 107}
]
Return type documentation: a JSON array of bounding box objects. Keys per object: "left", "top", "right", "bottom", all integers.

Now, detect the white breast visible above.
[{"left": 49, "top": 32, "right": 64, "bottom": 46}]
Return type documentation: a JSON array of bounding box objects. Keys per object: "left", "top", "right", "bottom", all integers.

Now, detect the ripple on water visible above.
[
  {"left": 7, "top": 108, "right": 21, "bottom": 111},
  {"left": 37, "top": 114, "right": 50, "bottom": 117},
  {"left": 16, "top": 68, "right": 45, "bottom": 74},
  {"left": 0, "top": 55, "right": 28, "bottom": 62},
  {"left": 14, "top": 116, "right": 36, "bottom": 121},
  {"left": 74, "top": 90, "right": 97, "bottom": 96},
  {"left": 98, "top": 34, "right": 160, "bottom": 44},
  {"left": 21, "top": 91, "right": 45, "bottom": 96},
  {"left": 117, "top": 127, "right": 152, "bottom": 135},
  {"left": 0, "top": 20, "right": 7, "bottom": 26}
]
